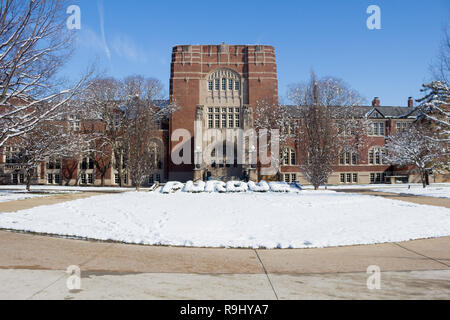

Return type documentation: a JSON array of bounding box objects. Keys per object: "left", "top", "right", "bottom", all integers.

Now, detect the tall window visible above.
[
  {"left": 282, "top": 148, "right": 296, "bottom": 166},
  {"left": 69, "top": 114, "right": 81, "bottom": 132},
  {"left": 235, "top": 81, "right": 240, "bottom": 91},
  {"left": 369, "top": 147, "right": 386, "bottom": 165},
  {"left": 370, "top": 121, "right": 386, "bottom": 136},
  {"left": 208, "top": 80, "right": 213, "bottom": 91},
  {"left": 340, "top": 152, "right": 358, "bottom": 165},
  {"left": 222, "top": 78, "right": 227, "bottom": 91},
  {"left": 207, "top": 107, "right": 241, "bottom": 129}
]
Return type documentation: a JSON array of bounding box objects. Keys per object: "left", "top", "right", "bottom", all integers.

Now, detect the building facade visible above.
[{"left": 0, "top": 44, "right": 447, "bottom": 187}]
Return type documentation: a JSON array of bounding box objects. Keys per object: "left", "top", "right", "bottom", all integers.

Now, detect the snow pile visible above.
[
  {"left": 226, "top": 181, "right": 248, "bottom": 193},
  {"left": 162, "top": 182, "right": 184, "bottom": 194},
  {"left": 184, "top": 181, "right": 206, "bottom": 193},
  {"left": 269, "top": 182, "right": 294, "bottom": 193},
  {"left": 205, "top": 181, "right": 227, "bottom": 193},
  {"left": 248, "top": 181, "right": 270, "bottom": 192}
]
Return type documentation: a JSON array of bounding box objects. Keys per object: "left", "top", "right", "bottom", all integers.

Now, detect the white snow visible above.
[
  {"left": 0, "top": 190, "right": 449, "bottom": 249},
  {"left": 0, "top": 185, "right": 134, "bottom": 192},
  {"left": 0, "top": 191, "right": 49, "bottom": 203},
  {"left": 372, "top": 186, "right": 450, "bottom": 199}
]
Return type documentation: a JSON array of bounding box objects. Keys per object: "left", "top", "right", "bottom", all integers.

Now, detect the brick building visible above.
[{"left": 0, "top": 44, "right": 447, "bottom": 187}]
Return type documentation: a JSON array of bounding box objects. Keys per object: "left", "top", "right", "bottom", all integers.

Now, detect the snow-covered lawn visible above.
[
  {"left": 371, "top": 186, "right": 450, "bottom": 199},
  {"left": 0, "top": 190, "right": 449, "bottom": 249},
  {"left": 0, "top": 185, "right": 134, "bottom": 192},
  {"left": 0, "top": 190, "right": 50, "bottom": 203}
]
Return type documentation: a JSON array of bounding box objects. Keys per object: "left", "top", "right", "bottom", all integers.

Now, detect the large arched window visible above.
[{"left": 207, "top": 69, "right": 241, "bottom": 93}]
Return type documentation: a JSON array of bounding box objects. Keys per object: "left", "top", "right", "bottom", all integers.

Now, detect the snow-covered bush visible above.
[
  {"left": 269, "top": 182, "right": 291, "bottom": 193},
  {"left": 248, "top": 181, "right": 270, "bottom": 192},
  {"left": 226, "top": 181, "right": 248, "bottom": 193},
  {"left": 162, "top": 182, "right": 184, "bottom": 194},
  {"left": 184, "top": 181, "right": 206, "bottom": 193},
  {"left": 205, "top": 180, "right": 227, "bottom": 193}
]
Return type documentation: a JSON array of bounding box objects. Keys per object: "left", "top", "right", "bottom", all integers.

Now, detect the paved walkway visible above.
[
  {"left": 0, "top": 191, "right": 449, "bottom": 299},
  {"left": 0, "top": 230, "right": 449, "bottom": 299},
  {"left": 333, "top": 189, "right": 450, "bottom": 208}
]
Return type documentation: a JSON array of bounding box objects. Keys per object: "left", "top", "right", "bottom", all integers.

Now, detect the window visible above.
[
  {"left": 115, "top": 174, "right": 120, "bottom": 184},
  {"left": 370, "top": 172, "right": 385, "bottom": 184},
  {"left": 48, "top": 174, "right": 53, "bottom": 184},
  {"left": 371, "top": 121, "right": 386, "bottom": 136},
  {"left": 222, "top": 78, "right": 227, "bottom": 91},
  {"left": 284, "top": 174, "right": 298, "bottom": 183},
  {"left": 215, "top": 114, "right": 220, "bottom": 128},
  {"left": 235, "top": 81, "right": 240, "bottom": 91},
  {"left": 369, "top": 147, "right": 386, "bottom": 165},
  {"left": 282, "top": 148, "right": 296, "bottom": 166},
  {"left": 54, "top": 174, "right": 60, "bottom": 184},
  {"left": 235, "top": 114, "right": 240, "bottom": 128},
  {"left": 396, "top": 122, "right": 409, "bottom": 133},
  {"left": 340, "top": 152, "right": 357, "bottom": 165},
  {"left": 155, "top": 174, "right": 161, "bottom": 182},
  {"left": 69, "top": 114, "right": 81, "bottom": 131},
  {"left": 149, "top": 175, "right": 154, "bottom": 185},
  {"left": 88, "top": 174, "right": 94, "bottom": 184},
  {"left": 19, "top": 174, "right": 25, "bottom": 184},
  {"left": 11, "top": 173, "right": 18, "bottom": 184},
  {"left": 208, "top": 114, "right": 213, "bottom": 128},
  {"left": 340, "top": 172, "right": 358, "bottom": 184},
  {"left": 352, "top": 153, "right": 357, "bottom": 165},
  {"left": 228, "top": 79, "right": 233, "bottom": 91},
  {"left": 208, "top": 80, "right": 213, "bottom": 91},
  {"left": 214, "top": 79, "right": 220, "bottom": 91},
  {"left": 228, "top": 114, "right": 234, "bottom": 128},
  {"left": 346, "top": 173, "right": 352, "bottom": 183},
  {"left": 80, "top": 174, "right": 86, "bottom": 185},
  {"left": 222, "top": 114, "right": 227, "bottom": 128}
]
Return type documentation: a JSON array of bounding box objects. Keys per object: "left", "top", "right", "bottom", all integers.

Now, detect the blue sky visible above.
[{"left": 65, "top": 0, "right": 449, "bottom": 106}]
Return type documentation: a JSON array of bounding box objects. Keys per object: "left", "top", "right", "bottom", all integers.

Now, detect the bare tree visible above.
[
  {"left": 253, "top": 100, "right": 299, "bottom": 177},
  {"left": 385, "top": 125, "right": 447, "bottom": 188},
  {"left": 121, "top": 76, "right": 166, "bottom": 190},
  {"left": 12, "top": 121, "right": 89, "bottom": 191},
  {"left": 288, "top": 72, "right": 369, "bottom": 189},
  {"left": 0, "top": 0, "right": 92, "bottom": 146},
  {"left": 83, "top": 75, "right": 176, "bottom": 189}
]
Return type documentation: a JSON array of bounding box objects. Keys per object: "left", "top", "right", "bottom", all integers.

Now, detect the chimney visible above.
[
  {"left": 408, "top": 97, "right": 414, "bottom": 108},
  {"left": 372, "top": 97, "right": 380, "bottom": 107}
]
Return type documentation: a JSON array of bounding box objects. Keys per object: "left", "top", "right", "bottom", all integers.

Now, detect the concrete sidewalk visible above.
[
  {"left": 0, "top": 230, "right": 449, "bottom": 300},
  {"left": 0, "top": 190, "right": 449, "bottom": 300}
]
